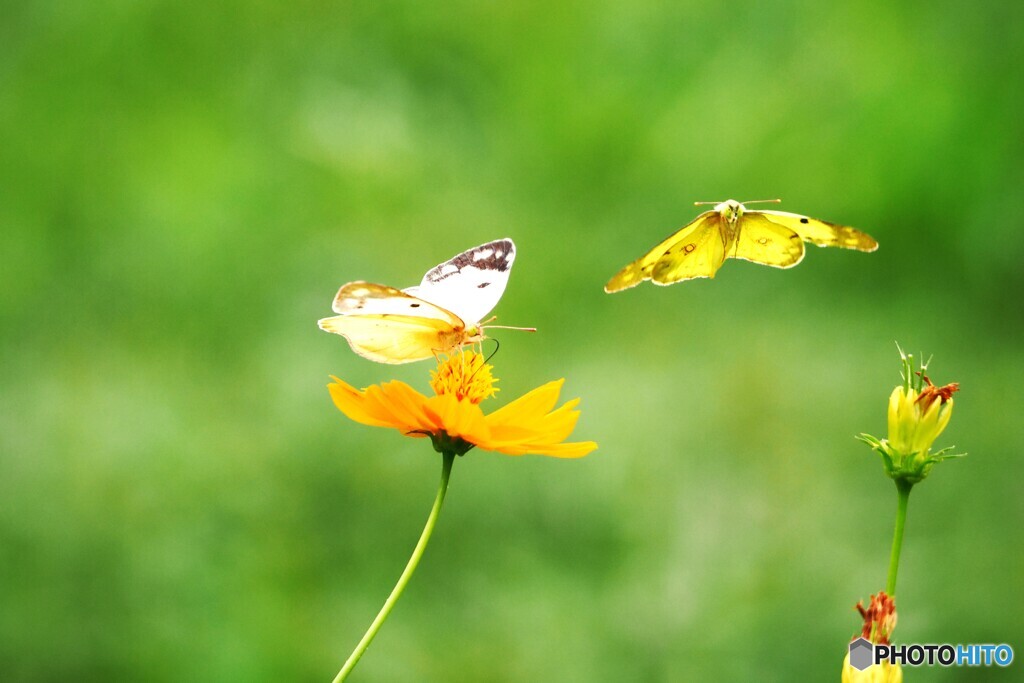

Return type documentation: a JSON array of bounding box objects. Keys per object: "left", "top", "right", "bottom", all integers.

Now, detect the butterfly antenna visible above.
[
  {"left": 695, "top": 199, "right": 781, "bottom": 206},
  {"left": 480, "top": 315, "right": 537, "bottom": 333}
]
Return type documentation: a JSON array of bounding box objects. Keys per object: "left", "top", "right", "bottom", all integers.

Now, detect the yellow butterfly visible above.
[
  {"left": 318, "top": 239, "right": 520, "bottom": 364},
  {"left": 604, "top": 199, "right": 878, "bottom": 292}
]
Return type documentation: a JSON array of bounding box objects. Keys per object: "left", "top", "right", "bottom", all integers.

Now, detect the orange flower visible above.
[{"left": 328, "top": 351, "right": 597, "bottom": 458}]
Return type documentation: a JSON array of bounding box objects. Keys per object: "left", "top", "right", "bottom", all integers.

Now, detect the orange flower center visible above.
[
  {"left": 856, "top": 592, "right": 898, "bottom": 645},
  {"left": 429, "top": 351, "right": 498, "bottom": 404},
  {"left": 915, "top": 376, "right": 960, "bottom": 412}
]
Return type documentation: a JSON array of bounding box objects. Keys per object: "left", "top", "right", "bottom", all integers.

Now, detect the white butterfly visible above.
[{"left": 318, "top": 238, "right": 518, "bottom": 364}]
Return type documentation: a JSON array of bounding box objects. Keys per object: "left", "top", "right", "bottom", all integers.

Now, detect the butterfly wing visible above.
[
  {"left": 406, "top": 238, "right": 516, "bottom": 324},
  {"left": 605, "top": 211, "right": 721, "bottom": 292},
  {"left": 756, "top": 210, "right": 878, "bottom": 252},
  {"left": 319, "top": 282, "right": 468, "bottom": 364},
  {"left": 732, "top": 213, "right": 806, "bottom": 268},
  {"left": 648, "top": 213, "right": 729, "bottom": 285},
  {"left": 330, "top": 281, "right": 458, "bottom": 321},
  {"left": 318, "top": 315, "right": 464, "bottom": 364}
]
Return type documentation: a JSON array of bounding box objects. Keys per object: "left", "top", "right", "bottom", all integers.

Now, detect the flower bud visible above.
[{"left": 858, "top": 348, "right": 962, "bottom": 484}]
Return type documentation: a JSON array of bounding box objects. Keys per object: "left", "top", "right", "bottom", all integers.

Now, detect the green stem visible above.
[
  {"left": 885, "top": 479, "right": 913, "bottom": 597},
  {"left": 332, "top": 451, "right": 456, "bottom": 683}
]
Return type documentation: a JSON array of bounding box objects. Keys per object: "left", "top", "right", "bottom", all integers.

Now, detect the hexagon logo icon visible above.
[{"left": 849, "top": 637, "right": 874, "bottom": 671}]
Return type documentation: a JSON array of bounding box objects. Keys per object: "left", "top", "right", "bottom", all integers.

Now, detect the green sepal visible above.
[{"left": 428, "top": 430, "right": 475, "bottom": 457}]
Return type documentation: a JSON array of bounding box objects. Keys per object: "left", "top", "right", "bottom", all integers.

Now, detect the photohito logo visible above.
[{"left": 848, "top": 637, "right": 1014, "bottom": 671}]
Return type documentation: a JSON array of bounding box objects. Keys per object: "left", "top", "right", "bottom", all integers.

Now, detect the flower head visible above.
[
  {"left": 328, "top": 351, "right": 597, "bottom": 458},
  {"left": 842, "top": 650, "right": 902, "bottom": 682},
  {"left": 856, "top": 592, "right": 897, "bottom": 646},
  {"left": 858, "top": 347, "right": 962, "bottom": 484},
  {"left": 429, "top": 351, "right": 498, "bottom": 404},
  {"left": 841, "top": 592, "right": 903, "bottom": 683}
]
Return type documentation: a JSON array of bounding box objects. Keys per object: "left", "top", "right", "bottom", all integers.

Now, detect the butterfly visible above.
[
  {"left": 604, "top": 199, "right": 878, "bottom": 292},
  {"left": 318, "top": 238, "right": 519, "bottom": 364}
]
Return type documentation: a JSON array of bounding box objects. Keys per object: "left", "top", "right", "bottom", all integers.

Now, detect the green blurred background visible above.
[{"left": 2, "top": 1, "right": 1022, "bottom": 681}]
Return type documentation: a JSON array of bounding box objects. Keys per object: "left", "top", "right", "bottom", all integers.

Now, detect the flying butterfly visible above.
[
  {"left": 604, "top": 199, "right": 878, "bottom": 292},
  {"left": 319, "top": 238, "right": 526, "bottom": 364}
]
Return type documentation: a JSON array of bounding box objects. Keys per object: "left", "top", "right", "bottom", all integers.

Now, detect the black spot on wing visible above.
[
  {"left": 424, "top": 239, "right": 515, "bottom": 283},
  {"left": 477, "top": 282, "right": 491, "bottom": 288},
  {"left": 800, "top": 217, "right": 809, "bottom": 224}
]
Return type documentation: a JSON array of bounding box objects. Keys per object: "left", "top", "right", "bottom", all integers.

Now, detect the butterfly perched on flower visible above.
[
  {"left": 319, "top": 238, "right": 521, "bottom": 364},
  {"left": 604, "top": 199, "right": 878, "bottom": 292}
]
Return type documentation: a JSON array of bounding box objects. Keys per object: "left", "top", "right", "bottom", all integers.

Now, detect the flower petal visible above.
[
  {"left": 486, "top": 395, "right": 580, "bottom": 441},
  {"left": 533, "top": 440, "right": 597, "bottom": 458},
  {"left": 328, "top": 377, "right": 398, "bottom": 428},
  {"left": 934, "top": 398, "right": 953, "bottom": 437},
  {"left": 529, "top": 399, "right": 582, "bottom": 443},
  {"left": 372, "top": 381, "right": 439, "bottom": 433},
  {"left": 424, "top": 393, "right": 490, "bottom": 444},
  {"left": 482, "top": 386, "right": 595, "bottom": 458},
  {"left": 887, "top": 387, "right": 903, "bottom": 445},
  {"left": 491, "top": 439, "right": 597, "bottom": 458},
  {"left": 485, "top": 380, "right": 564, "bottom": 428}
]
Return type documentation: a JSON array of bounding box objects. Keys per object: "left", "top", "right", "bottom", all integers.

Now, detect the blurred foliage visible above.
[{"left": 2, "top": 1, "right": 1022, "bottom": 681}]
